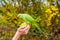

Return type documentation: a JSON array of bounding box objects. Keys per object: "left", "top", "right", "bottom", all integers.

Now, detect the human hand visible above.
[
  {"left": 12, "top": 25, "right": 30, "bottom": 40},
  {"left": 17, "top": 24, "right": 30, "bottom": 35}
]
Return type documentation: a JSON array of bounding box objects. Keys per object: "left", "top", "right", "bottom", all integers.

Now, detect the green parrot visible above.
[{"left": 18, "top": 14, "right": 44, "bottom": 36}]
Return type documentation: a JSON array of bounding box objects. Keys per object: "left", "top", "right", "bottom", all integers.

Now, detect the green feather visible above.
[{"left": 18, "top": 14, "right": 44, "bottom": 36}]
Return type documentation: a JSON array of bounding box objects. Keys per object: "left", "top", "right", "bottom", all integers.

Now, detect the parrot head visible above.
[{"left": 18, "top": 14, "right": 23, "bottom": 18}]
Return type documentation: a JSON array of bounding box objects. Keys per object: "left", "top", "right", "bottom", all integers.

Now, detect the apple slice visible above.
[{"left": 20, "top": 22, "right": 27, "bottom": 28}]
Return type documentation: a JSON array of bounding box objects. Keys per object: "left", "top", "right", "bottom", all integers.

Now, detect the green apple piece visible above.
[{"left": 20, "top": 22, "right": 27, "bottom": 27}]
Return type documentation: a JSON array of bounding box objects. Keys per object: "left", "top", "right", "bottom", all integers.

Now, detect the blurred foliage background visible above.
[{"left": 0, "top": 0, "right": 60, "bottom": 40}]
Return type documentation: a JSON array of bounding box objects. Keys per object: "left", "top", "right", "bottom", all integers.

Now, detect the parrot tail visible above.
[{"left": 34, "top": 23, "right": 45, "bottom": 36}]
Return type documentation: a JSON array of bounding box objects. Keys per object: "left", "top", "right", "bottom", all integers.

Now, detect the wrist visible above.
[{"left": 12, "top": 31, "right": 21, "bottom": 40}]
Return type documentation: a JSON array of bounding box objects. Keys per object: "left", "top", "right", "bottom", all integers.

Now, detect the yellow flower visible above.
[
  {"left": 45, "top": 9, "right": 52, "bottom": 13},
  {"left": 51, "top": 6, "right": 58, "bottom": 11},
  {"left": 45, "top": 14, "right": 49, "bottom": 18},
  {"left": 7, "top": 12, "right": 13, "bottom": 17},
  {"left": 48, "top": 13, "right": 57, "bottom": 21},
  {"left": 47, "top": 21, "right": 51, "bottom": 26},
  {"left": 47, "top": 13, "right": 57, "bottom": 26}
]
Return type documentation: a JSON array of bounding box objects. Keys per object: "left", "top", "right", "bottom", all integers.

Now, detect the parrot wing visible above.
[
  {"left": 18, "top": 14, "right": 44, "bottom": 36},
  {"left": 22, "top": 14, "right": 36, "bottom": 23}
]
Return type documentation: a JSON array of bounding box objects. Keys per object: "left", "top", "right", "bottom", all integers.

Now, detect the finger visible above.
[
  {"left": 23, "top": 25, "right": 30, "bottom": 31},
  {"left": 18, "top": 26, "right": 26, "bottom": 31},
  {"left": 25, "top": 27, "right": 30, "bottom": 32},
  {"left": 20, "top": 26, "right": 26, "bottom": 29},
  {"left": 25, "top": 24, "right": 30, "bottom": 29},
  {"left": 23, "top": 25, "right": 30, "bottom": 34},
  {"left": 18, "top": 25, "right": 30, "bottom": 33},
  {"left": 17, "top": 27, "right": 25, "bottom": 31},
  {"left": 25, "top": 29, "right": 29, "bottom": 34},
  {"left": 25, "top": 25, "right": 30, "bottom": 30}
]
